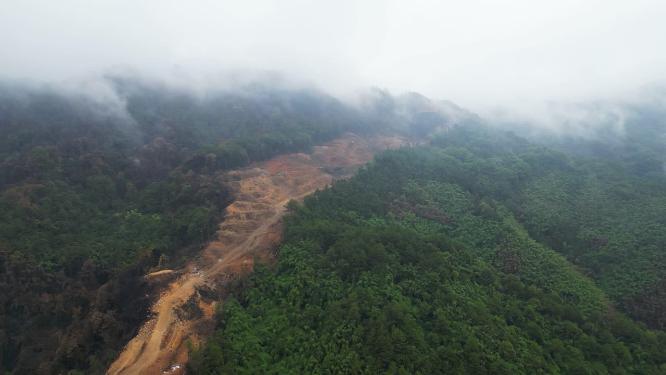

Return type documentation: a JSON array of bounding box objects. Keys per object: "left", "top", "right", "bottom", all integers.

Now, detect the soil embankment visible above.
[{"left": 107, "top": 133, "right": 408, "bottom": 375}]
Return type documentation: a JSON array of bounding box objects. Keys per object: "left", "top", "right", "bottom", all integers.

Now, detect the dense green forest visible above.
[
  {"left": 3, "top": 77, "right": 666, "bottom": 374},
  {"left": 0, "top": 79, "right": 424, "bottom": 374},
  {"left": 191, "top": 121, "right": 666, "bottom": 374}
]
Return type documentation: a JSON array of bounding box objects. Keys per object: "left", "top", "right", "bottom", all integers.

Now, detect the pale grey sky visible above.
[{"left": 2, "top": 0, "right": 666, "bottom": 118}]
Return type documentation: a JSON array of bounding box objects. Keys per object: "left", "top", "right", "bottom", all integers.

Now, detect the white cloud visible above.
[{"left": 1, "top": 0, "right": 665, "bottom": 117}]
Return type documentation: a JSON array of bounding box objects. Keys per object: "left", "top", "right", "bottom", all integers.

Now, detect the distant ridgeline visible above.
[
  {"left": 0, "top": 78, "right": 457, "bottom": 374},
  {"left": 191, "top": 122, "right": 666, "bottom": 374}
]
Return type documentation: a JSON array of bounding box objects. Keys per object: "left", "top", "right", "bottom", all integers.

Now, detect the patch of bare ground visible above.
[{"left": 107, "top": 133, "right": 409, "bottom": 375}]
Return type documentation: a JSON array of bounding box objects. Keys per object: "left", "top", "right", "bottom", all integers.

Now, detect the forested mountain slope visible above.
[
  {"left": 0, "top": 79, "right": 449, "bottom": 374},
  {"left": 3, "top": 77, "right": 665, "bottom": 374},
  {"left": 191, "top": 124, "right": 666, "bottom": 374},
  {"left": 499, "top": 105, "right": 666, "bottom": 329}
]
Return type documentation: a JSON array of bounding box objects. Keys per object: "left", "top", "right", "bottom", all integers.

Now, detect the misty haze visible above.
[{"left": 1, "top": 1, "right": 666, "bottom": 374}]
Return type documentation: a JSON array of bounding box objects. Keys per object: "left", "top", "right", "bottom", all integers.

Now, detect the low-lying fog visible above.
[{"left": 1, "top": 0, "right": 666, "bottom": 130}]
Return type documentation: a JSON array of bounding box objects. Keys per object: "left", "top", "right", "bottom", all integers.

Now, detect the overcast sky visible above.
[{"left": 2, "top": 0, "right": 666, "bottom": 118}]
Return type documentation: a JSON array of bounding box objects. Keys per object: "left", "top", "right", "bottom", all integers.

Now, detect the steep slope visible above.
[
  {"left": 0, "top": 80, "right": 416, "bottom": 374},
  {"left": 108, "top": 133, "right": 409, "bottom": 374}
]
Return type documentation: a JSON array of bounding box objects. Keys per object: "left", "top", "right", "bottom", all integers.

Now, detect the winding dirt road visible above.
[{"left": 107, "top": 133, "right": 408, "bottom": 375}]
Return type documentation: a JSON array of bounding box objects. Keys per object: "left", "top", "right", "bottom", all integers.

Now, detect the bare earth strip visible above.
[{"left": 107, "top": 133, "right": 408, "bottom": 375}]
